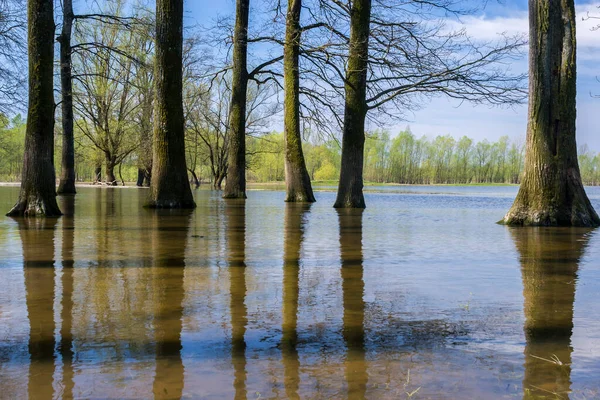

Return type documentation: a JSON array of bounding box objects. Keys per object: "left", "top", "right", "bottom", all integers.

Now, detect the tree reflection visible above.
[
  {"left": 337, "top": 209, "right": 367, "bottom": 398},
  {"left": 511, "top": 228, "right": 593, "bottom": 399},
  {"left": 58, "top": 195, "right": 75, "bottom": 399},
  {"left": 17, "top": 217, "right": 59, "bottom": 399},
  {"left": 226, "top": 200, "right": 247, "bottom": 400},
  {"left": 282, "top": 203, "right": 311, "bottom": 399},
  {"left": 151, "top": 209, "right": 191, "bottom": 400}
]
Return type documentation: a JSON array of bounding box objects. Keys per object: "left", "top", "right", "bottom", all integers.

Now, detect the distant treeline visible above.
[{"left": 2, "top": 116, "right": 600, "bottom": 186}]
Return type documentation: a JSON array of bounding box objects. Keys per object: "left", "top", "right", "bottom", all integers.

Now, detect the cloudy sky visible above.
[{"left": 185, "top": 0, "right": 600, "bottom": 150}]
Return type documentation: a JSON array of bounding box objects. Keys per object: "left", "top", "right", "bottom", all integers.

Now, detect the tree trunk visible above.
[
  {"left": 57, "top": 0, "right": 76, "bottom": 195},
  {"left": 283, "top": 0, "right": 315, "bottom": 203},
  {"left": 7, "top": 0, "right": 61, "bottom": 217},
  {"left": 333, "top": 0, "right": 371, "bottom": 209},
  {"left": 105, "top": 154, "right": 117, "bottom": 186},
  {"left": 223, "top": 0, "right": 249, "bottom": 199},
  {"left": 94, "top": 165, "right": 102, "bottom": 184},
  {"left": 189, "top": 168, "right": 200, "bottom": 188},
  {"left": 149, "top": 0, "right": 196, "bottom": 208},
  {"left": 501, "top": 0, "right": 599, "bottom": 226},
  {"left": 136, "top": 168, "right": 145, "bottom": 186}
]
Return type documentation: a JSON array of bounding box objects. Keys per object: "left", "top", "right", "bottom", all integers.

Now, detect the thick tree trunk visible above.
[
  {"left": 283, "top": 0, "right": 315, "bottom": 203},
  {"left": 136, "top": 168, "right": 145, "bottom": 186},
  {"left": 57, "top": 0, "right": 76, "bottom": 195},
  {"left": 334, "top": 0, "right": 371, "bottom": 209},
  {"left": 223, "top": 0, "right": 249, "bottom": 199},
  {"left": 105, "top": 155, "right": 117, "bottom": 186},
  {"left": 7, "top": 0, "right": 61, "bottom": 217},
  {"left": 502, "top": 0, "right": 599, "bottom": 226},
  {"left": 149, "top": 0, "right": 196, "bottom": 208},
  {"left": 511, "top": 228, "right": 589, "bottom": 397}
]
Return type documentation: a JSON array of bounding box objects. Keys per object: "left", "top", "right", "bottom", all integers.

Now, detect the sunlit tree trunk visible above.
[
  {"left": 57, "top": 0, "right": 76, "bottom": 195},
  {"left": 223, "top": 0, "right": 249, "bottom": 199},
  {"left": 502, "top": 0, "right": 599, "bottom": 226},
  {"left": 149, "top": 0, "right": 196, "bottom": 208},
  {"left": 7, "top": 0, "right": 61, "bottom": 216},
  {"left": 283, "top": 0, "right": 315, "bottom": 203},
  {"left": 334, "top": 0, "right": 371, "bottom": 209}
]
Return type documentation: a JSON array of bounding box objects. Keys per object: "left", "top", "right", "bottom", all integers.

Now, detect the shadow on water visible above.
[
  {"left": 281, "top": 203, "right": 312, "bottom": 400},
  {"left": 16, "top": 216, "right": 58, "bottom": 399},
  {"left": 337, "top": 208, "right": 368, "bottom": 399},
  {"left": 225, "top": 199, "right": 248, "bottom": 400},
  {"left": 149, "top": 208, "right": 192, "bottom": 400},
  {"left": 510, "top": 227, "right": 594, "bottom": 399}
]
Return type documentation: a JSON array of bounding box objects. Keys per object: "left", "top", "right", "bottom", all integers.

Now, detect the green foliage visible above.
[{"left": 0, "top": 114, "right": 25, "bottom": 181}]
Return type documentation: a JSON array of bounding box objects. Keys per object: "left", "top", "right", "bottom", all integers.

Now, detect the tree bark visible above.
[
  {"left": 501, "top": 0, "right": 599, "bottom": 226},
  {"left": 223, "top": 0, "right": 249, "bottom": 199},
  {"left": 283, "top": 0, "right": 315, "bottom": 203},
  {"left": 57, "top": 0, "right": 76, "bottom": 195},
  {"left": 105, "top": 154, "right": 117, "bottom": 186},
  {"left": 149, "top": 0, "right": 196, "bottom": 208},
  {"left": 334, "top": 0, "right": 371, "bottom": 209},
  {"left": 7, "top": 0, "right": 61, "bottom": 217}
]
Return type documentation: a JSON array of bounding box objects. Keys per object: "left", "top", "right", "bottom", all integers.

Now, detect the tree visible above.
[
  {"left": 57, "top": 0, "right": 76, "bottom": 194},
  {"left": 223, "top": 0, "right": 250, "bottom": 199},
  {"left": 501, "top": 0, "right": 599, "bottom": 226},
  {"left": 333, "top": 0, "right": 371, "bottom": 208},
  {"left": 73, "top": 14, "right": 141, "bottom": 186},
  {"left": 148, "top": 0, "right": 195, "bottom": 208},
  {"left": 6, "top": 0, "right": 61, "bottom": 216},
  {"left": 283, "top": 0, "right": 315, "bottom": 202}
]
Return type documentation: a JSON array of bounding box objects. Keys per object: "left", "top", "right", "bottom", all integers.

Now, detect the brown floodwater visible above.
[{"left": 1, "top": 185, "right": 600, "bottom": 399}]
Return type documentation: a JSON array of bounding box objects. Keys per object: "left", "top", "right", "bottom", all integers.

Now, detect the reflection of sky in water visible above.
[{"left": 0, "top": 186, "right": 599, "bottom": 398}]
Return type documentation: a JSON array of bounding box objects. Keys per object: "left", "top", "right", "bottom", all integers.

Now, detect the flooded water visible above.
[{"left": 1, "top": 185, "right": 600, "bottom": 399}]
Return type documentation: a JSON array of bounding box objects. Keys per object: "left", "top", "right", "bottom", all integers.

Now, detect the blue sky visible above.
[{"left": 184, "top": 0, "right": 600, "bottom": 151}]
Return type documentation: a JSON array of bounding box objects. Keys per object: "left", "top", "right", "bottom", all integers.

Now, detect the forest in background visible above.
[{"left": 2, "top": 112, "right": 600, "bottom": 186}]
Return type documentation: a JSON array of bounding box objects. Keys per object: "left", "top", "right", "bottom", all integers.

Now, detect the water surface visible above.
[{"left": 1, "top": 186, "right": 600, "bottom": 399}]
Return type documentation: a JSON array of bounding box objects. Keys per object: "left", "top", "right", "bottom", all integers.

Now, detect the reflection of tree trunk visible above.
[
  {"left": 151, "top": 210, "right": 191, "bottom": 399},
  {"left": 17, "top": 218, "right": 58, "bottom": 399},
  {"left": 58, "top": 195, "right": 75, "bottom": 399},
  {"left": 510, "top": 228, "right": 591, "bottom": 399},
  {"left": 337, "top": 209, "right": 367, "bottom": 398},
  {"left": 282, "top": 203, "right": 311, "bottom": 399},
  {"left": 226, "top": 200, "right": 248, "bottom": 400}
]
